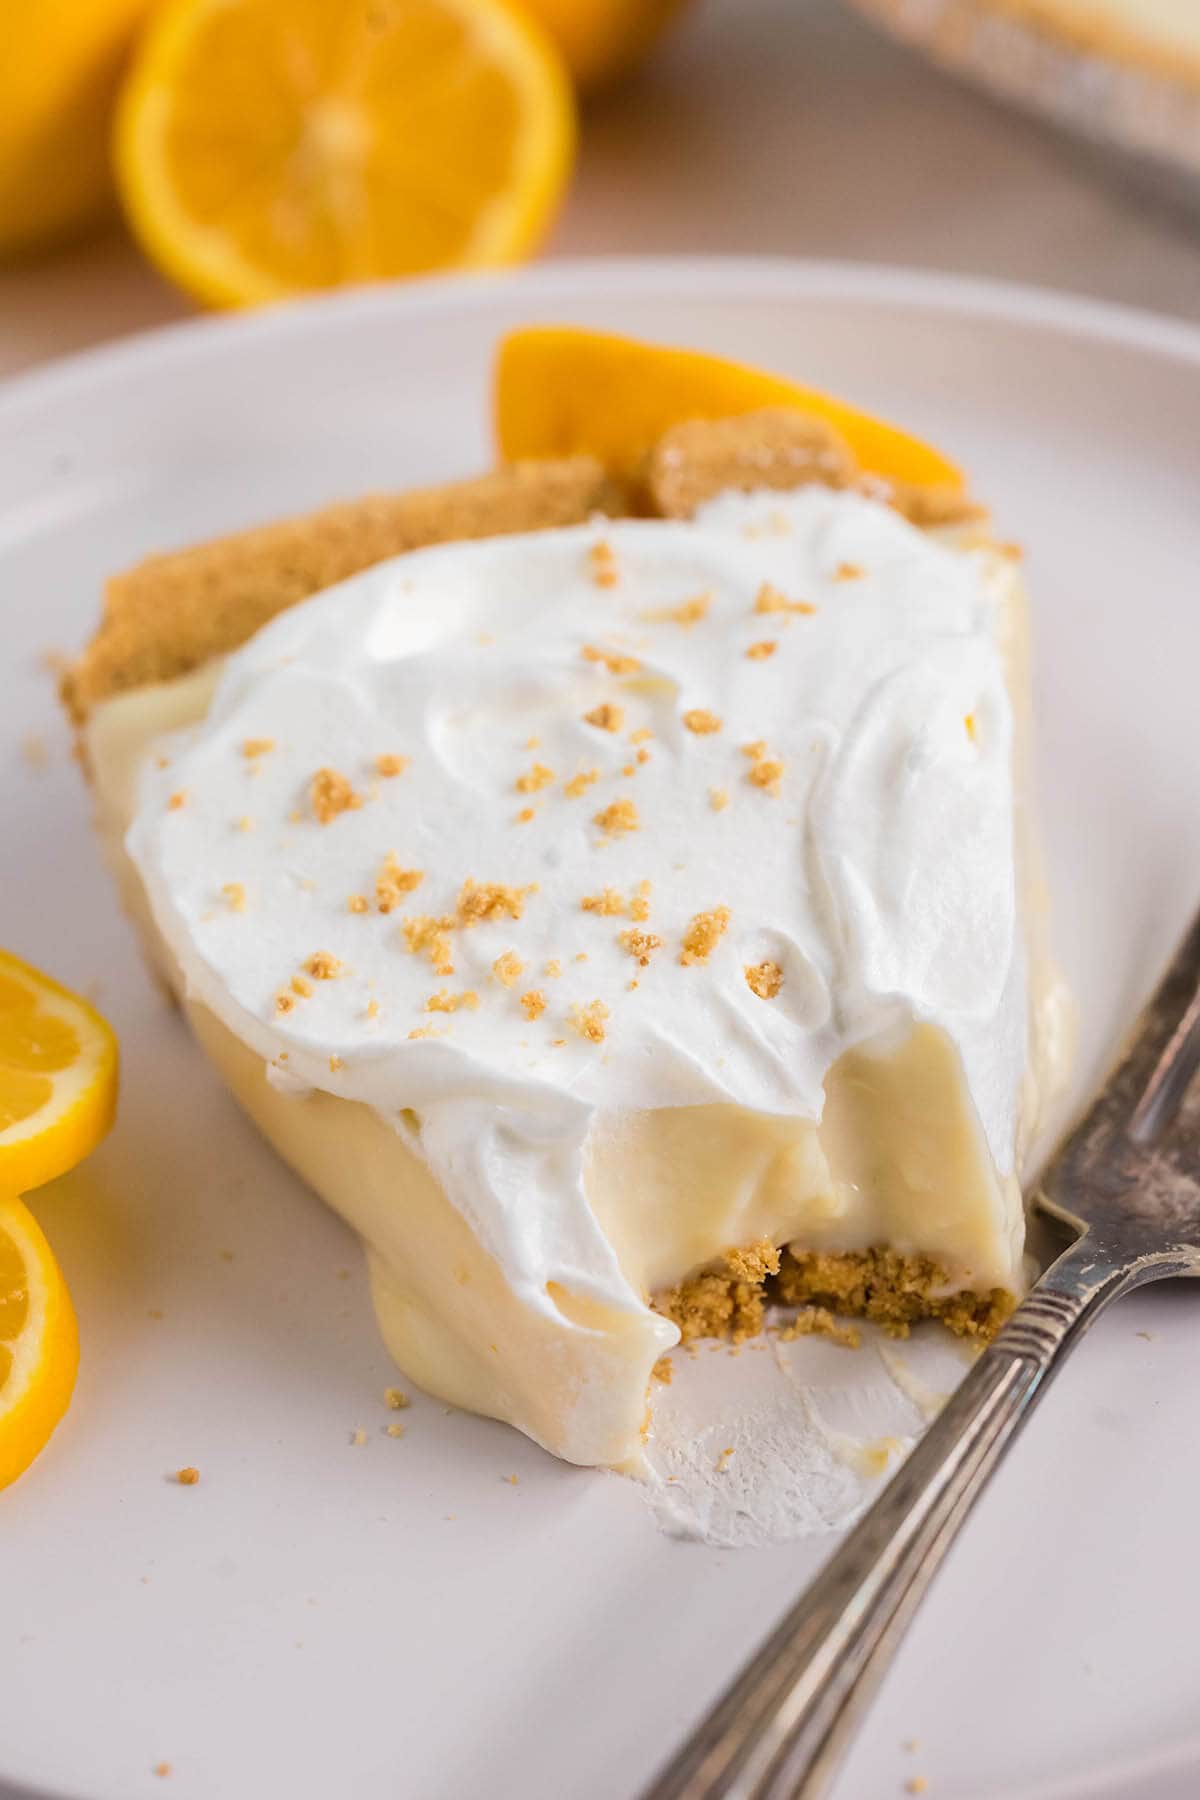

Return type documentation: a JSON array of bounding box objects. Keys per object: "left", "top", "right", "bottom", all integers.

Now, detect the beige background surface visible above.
[{"left": 2, "top": 0, "right": 1199, "bottom": 380}]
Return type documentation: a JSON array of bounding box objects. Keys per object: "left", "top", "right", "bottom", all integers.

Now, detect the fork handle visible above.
[{"left": 643, "top": 1235, "right": 1136, "bottom": 1800}]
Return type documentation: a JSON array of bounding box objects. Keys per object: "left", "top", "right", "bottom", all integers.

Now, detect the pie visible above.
[
  {"left": 849, "top": 0, "right": 1200, "bottom": 173},
  {"left": 62, "top": 337, "right": 1069, "bottom": 1469}
]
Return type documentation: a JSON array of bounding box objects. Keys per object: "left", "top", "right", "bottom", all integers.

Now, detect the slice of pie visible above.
[{"left": 63, "top": 334, "right": 1068, "bottom": 1470}]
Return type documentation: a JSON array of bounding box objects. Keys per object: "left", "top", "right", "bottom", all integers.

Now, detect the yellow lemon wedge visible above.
[
  {"left": 114, "top": 0, "right": 577, "bottom": 309},
  {"left": 0, "top": 1192, "right": 80, "bottom": 1491},
  {"left": 494, "top": 325, "right": 964, "bottom": 491},
  {"left": 0, "top": 950, "right": 118, "bottom": 1197}
]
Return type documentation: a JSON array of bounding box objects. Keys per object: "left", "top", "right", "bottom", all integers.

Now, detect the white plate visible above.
[{"left": 2, "top": 259, "right": 1199, "bottom": 1800}]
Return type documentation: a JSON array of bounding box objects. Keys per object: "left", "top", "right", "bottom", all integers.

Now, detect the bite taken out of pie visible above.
[{"left": 63, "top": 329, "right": 1070, "bottom": 1471}]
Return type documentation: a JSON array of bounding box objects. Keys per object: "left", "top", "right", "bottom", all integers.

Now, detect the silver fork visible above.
[{"left": 644, "top": 904, "right": 1200, "bottom": 1800}]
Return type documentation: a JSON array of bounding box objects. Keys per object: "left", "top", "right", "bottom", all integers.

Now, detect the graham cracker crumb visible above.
[
  {"left": 709, "top": 787, "right": 729, "bottom": 812},
  {"left": 376, "top": 853, "right": 424, "bottom": 912},
  {"left": 221, "top": 881, "right": 246, "bottom": 912},
  {"left": 755, "top": 581, "right": 816, "bottom": 616},
  {"left": 564, "top": 768, "right": 600, "bottom": 798},
  {"left": 651, "top": 1355, "right": 673, "bottom": 1385},
  {"left": 619, "top": 928, "right": 662, "bottom": 967},
  {"left": 584, "top": 702, "right": 624, "bottom": 732},
  {"left": 385, "top": 1388, "right": 410, "bottom": 1410},
  {"left": 376, "top": 753, "right": 408, "bottom": 778},
  {"left": 174, "top": 1467, "right": 200, "bottom": 1486},
  {"left": 582, "top": 887, "right": 626, "bottom": 916},
  {"left": 520, "top": 990, "right": 546, "bottom": 1021},
  {"left": 492, "top": 950, "right": 524, "bottom": 987},
  {"left": 747, "top": 753, "right": 784, "bottom": 793},
  {"left": 778, "top": 1248, "right": 1015, "bottom": 1339},
  {"left": 457, "top": 878, "right": 530, "bottom": 925},
  {"left": 582, "top": 644, "right": 641, "bottom": 676},
  {"left": 569, "top": 999, "right": 609, "bottom": 1043},
  {"left": 680, "top": 906, "right": 730, "bottom": 966},
  {"left": 304, "top": 950, "right": 341, "bottom": 979},
  {"left": 656, "top": 1240, "right": 781, "bottom": 1344},
  {"left": 348, "top": 893, "right": 369, "bottom": 913},
  {"left": 745, "top": 639, "right": 778, "bottom": 660},
  {"left": 745, "top": 960, "right": 783, "bottom": 999},
  {"left": 425, "top": 989, "right": 479, "bottom": 1014},
  {"left": 835, "top": 561, "right": 863, "bottom": 581},
  {"left": 643, "top": 591, "right": 711, "bottom": 626},
  {"left": 242, "top": 737, "right": 275, "bottom": 758},
  {"left": 594, "top": 797, "right": 639, "bottom": 837},
  {"left": 167, "top": 790, "right": 187, "bottom": 811},
  {"left": 777, "top": 1306, "right": 861, "bottom": 1349},
  {"left": 544, "top": 959, "right": 562, "bottom": 978},
  {"left": 589, "top": 540, "right": 619, "bottom": 587},
  {"left": 310, "top": 767, "right": 363, "bottom": 824},
  {"left": 682, "top": 708, "right": 722, "bottom": 734},
  {"left": 402, "top": 914, "right": 457, "bottom": 972},
  {"left": 516, "top": 761, "right": 555, "bottom": 794}
]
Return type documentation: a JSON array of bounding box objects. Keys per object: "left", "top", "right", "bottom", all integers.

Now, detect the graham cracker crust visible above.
[
  {"left": 62, "top": 408, "right": 983, "bottom": 727},
  {"left": 655, "top": 1239, "right": 1015, "bottom": 1345}
]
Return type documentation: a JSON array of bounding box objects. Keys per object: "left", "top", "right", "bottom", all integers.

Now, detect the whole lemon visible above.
[
  {"left": 0, "top": 0, "right": 155, "bottom": 258},
  {"left": 516, "top": 0, "right": 694, "bottom": 91}
]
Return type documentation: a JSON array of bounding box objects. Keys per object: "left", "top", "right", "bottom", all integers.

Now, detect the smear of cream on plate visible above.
[{"left": 638, "top": 1319, "right": 973, "bottom": 1548}]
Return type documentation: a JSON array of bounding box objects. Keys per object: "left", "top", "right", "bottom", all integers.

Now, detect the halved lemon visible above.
[
  {"left": 0, "top": 949, "right": 119, "bottom": 1197},
  {"left": 0, "top": 1193, "right": 79, "bottom": 1490},
  {"left": 514, "top": 0, "right": 692, "bottom": 90},
  {"left": 114, "top": 0, "right": 577, "bottom": 309},
  {"left": 494, "top": 325, "right": 964, "bottom": 490},
  {"left": 0, "top": 0, "right": 155, "bottom": 259}
]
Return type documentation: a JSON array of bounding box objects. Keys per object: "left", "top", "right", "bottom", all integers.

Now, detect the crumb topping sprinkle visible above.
[
  {"left": 682, "top": 708, "right": 722, "bottom": 734},
  {"left": 310, "top": 767, "right": 363, "bottom": 824},
  {"left": 744, "top": 960, "right": 783, "bottom": 999},
  {"left": 680, "top": 906, "right": 731, "bottom": 966}
]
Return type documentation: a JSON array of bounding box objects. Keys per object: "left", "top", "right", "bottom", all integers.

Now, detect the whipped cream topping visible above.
[{"left": 127, "top": 487, "right": 1026, "bottom": 1381}]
